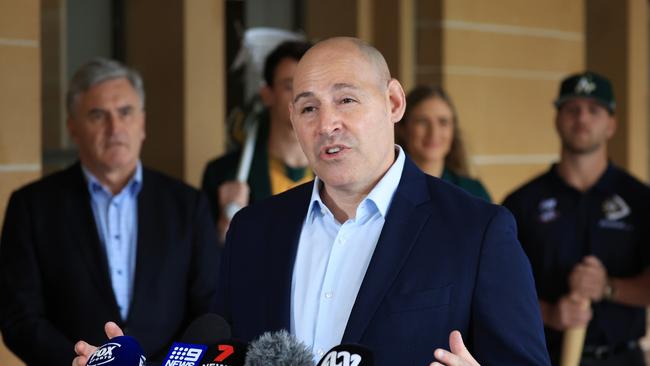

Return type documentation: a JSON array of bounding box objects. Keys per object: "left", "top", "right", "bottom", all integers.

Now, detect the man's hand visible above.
[
  {"left": 430, "top": 330, "right": 480, "bottom": 366},
  {"left": 569, "top": 255, "right": 607, "bottom": 301},
  {"left": 72, "top": 322, "right": 124, "bottom": 366},
  {"left": 217, "top": 181, "right": 250, "bottom": 241},
  {"left": 545, "top": 294, "right": 592, "bottom": 331}
]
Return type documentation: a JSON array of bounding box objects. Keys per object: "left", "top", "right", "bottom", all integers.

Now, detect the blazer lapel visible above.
[
  {"left": 262, "top": 182, "right": 314, "bottom": 331},
  {"left": 129, "top": 169, "right": 166, "bottom": 324},
  {"left": 342, "top": 158, "right": 432, "bottom": 343},
  {"left": 69, "top": 163, "right": 121, "bottom": 318}
]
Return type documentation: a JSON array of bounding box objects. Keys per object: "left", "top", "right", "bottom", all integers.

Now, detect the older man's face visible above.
[
  {"left": 68, "top": 77, "right": 145, "bottom": 179},
  {"left": 289, "top": 41, "right": 405, "bottom": 194}
]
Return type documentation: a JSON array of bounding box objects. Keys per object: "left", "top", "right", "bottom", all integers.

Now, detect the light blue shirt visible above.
[
  {"left": 82, "top": 162, "right": 142, "bottom": 321},
  {"left": 291, "top": 146, "right": 405, "bottom": 360}
]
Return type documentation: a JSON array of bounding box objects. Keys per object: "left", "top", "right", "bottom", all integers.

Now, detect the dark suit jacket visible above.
[
  {"left": 0, "top": 163, "right": 220, "bottom": 365},
  {"left": 216, "top": 157, "right": 550, "bottom": 365}
]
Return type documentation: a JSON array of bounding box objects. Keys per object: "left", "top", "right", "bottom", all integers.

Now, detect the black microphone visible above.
[
  {"left": 316, "top": 344, "right": 374, "bottom": 366},
  {"left": 181, "top": 313, "right": 232, "bottom": 344},
  {"left": 244, "top": 330, "right": 314, "bottom": 366},
  {"left": 86, "top": 335, "right": 147, "bottom": 366}
]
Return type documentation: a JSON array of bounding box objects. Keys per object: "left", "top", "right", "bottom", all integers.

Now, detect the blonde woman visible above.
[{"left": 398, "top": 85, "right": 491, "bottom": 201}]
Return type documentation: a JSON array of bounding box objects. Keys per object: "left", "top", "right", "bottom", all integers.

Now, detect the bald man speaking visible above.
[
  {"left": 75, "top": 37, "right": 550, "bottom": 366},
  {"left": 214, "top": 37, "right": 549, "bottom": 365}
]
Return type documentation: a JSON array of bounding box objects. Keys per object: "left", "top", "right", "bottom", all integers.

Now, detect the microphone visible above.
[
  {"left": 244, "top": 330, "right": 313, "bottom": 366},
  {"left": 179, "top": 314, "right": 247, "bottom": 365},
  {"left": 86, "top": 335, "right": 147, "bottom": 366},
  {"left": 181, "top": 313, "right": 232, "bottom": 344},
  {"left": 316, "top": 344, "right": 374, "bottom": 366}
]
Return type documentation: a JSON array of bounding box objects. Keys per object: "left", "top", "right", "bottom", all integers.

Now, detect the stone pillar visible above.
[
  {"left": 587, "top": 0, "right": 648, "bottom": 181},
  {"left": 125, "top": 0, "right": 225, "bottom": 187},
  {"left": 0, "top": 1, "right": 40, "bottom": 363}
]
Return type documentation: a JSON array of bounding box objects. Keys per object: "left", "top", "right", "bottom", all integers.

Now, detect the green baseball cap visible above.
[{"left": 554, "top": 71, "right": 615, "bottom": 113}]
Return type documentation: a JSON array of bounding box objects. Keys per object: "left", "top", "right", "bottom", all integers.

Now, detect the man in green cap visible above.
[{"left": 503, "top": 71, "right": 650, "bottom": 365}]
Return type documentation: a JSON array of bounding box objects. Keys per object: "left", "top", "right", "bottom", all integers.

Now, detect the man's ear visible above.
[
  {"left": 606, "top": 115, "right": 617, "bottom": 139},
  {"left": 288, "top": 101, "right": 295, "bottom": 126},
  {"left": 387, "top": 78, "right": 406, "bottom": 124},
  {"left": 66, "top": 117, "right": 78, "bottom": 143},
  {"left": 141, "top": 110, "right": 147, "bottom": 141},
  {"left": 260, "top": 85, "right": 274, "bottom": 107}
]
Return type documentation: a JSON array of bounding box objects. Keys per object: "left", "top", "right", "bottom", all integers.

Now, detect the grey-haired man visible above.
[{"left": 0, "top": 58, "right": 219, "bottom": 365}]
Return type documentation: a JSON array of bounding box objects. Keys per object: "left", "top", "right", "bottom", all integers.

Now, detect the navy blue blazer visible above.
[
  {"left": 216, "top": 157, "right": 550, "bottom": 365},
  {"left": 0, "top": 163, "right": 220, "bottom": 365}
]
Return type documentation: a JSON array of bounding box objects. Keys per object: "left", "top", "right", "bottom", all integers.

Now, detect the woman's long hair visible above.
[{"left": 397, "top": 85, "right": 469, "bottom": 176}]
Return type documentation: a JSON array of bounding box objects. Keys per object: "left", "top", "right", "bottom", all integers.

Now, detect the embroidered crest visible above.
[
  {"left": 538, "top": 198, "right": 559, "bottom": 223},
  {"left": 575, "top": 76, "right": 596, "bottom": 95},
  {"left": 602, "top": 194, "right": 630, "bottom": 221}
]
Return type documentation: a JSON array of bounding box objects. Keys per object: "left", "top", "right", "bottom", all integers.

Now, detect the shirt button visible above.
[
  {"left": 117, "top": 270, "right": 123, "bottom": 275},
  {"left": 325, "top": 291, "right": 334, "bottom": 299},
  {"left": 114, "top": 234, "right": 120, "bottom": 240},
  {"left": 317, "top": 348, "right": 324, "bottom": 357}
]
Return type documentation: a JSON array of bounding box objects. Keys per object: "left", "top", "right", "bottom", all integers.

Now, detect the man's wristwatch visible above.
[{"left": 603, "top": 278, "right": 616, "bottom": 301}]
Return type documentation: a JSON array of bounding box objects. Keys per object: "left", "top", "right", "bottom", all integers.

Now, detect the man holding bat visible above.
[
  {"left": 504, "top": 71, "right": 650, "bottom": 365},
  {"left": 202, "top": 40, "right": 313, "bottom": 242}
]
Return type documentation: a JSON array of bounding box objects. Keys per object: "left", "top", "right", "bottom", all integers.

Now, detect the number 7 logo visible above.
[{"left": 214, "top": 344, "right": 234, "bottom": 362}]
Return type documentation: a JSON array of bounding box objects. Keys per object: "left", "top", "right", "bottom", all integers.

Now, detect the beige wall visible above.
[
  {"left": 416, "top": 0, "right": 585, "bottom": 202},
  {"left": 0, "top": 1, "right": 40, "bottom": 364}
]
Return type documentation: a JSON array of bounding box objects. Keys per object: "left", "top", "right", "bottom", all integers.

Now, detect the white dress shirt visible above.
[
  {"left": 82, "top": 162, "right": 142, "bottom": 321},
  {"left": 291, "top": 146, "right": 405, "bottom": 359}
]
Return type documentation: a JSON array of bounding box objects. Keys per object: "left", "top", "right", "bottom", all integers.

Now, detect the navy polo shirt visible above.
[{"left": 503, "top": 163, "right": 650, "bottom": 359}]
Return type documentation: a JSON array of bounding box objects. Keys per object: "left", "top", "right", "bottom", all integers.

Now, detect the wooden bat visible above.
[{"left": 560, "top": 299, "right": 591, "bottom": 366}]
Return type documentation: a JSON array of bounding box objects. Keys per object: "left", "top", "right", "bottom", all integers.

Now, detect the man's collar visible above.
[
  {"left": 306, "top": 145, "right": 405, "bottom": 222},
  {"left": 81, "top": 161, "right": 143, "bottom": 197},
  {"left": 549, "top": 161, "right": 615, "bottom": 194}
]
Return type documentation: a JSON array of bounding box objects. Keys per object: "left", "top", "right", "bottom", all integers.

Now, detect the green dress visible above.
[{"left": 441, "top": 168, "right": 492, "bottom": 202}]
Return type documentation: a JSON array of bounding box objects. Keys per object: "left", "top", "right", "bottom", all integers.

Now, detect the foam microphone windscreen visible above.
[
  {"left": 316, "top": 344, "right": 374, "bottom": 366},
  {"left": 244, "top": 330, "right": 314, "bottom": 366},
  {"left": 86, "top": 335, "right": 146, "bottom": 366},
  {"left": 181, "top": 313, "right": 232, "bottom": 344}
]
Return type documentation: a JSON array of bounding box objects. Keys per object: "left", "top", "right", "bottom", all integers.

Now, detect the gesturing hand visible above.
[
  {"left": 72, "top": 322, "right": 124, "bottom": 366},
  {"left": 430, "top": 330, "right": 480, "bottom": 366}
]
